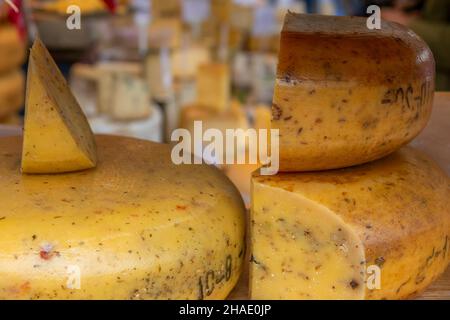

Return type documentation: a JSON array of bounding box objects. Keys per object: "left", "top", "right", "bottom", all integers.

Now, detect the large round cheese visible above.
[
  {"left": 251, "top": 147, "right": 450, "bottom": 300},
  {"left": 0, "top": 135, "right": 246, "bottom": 300},
  {"left": 273, "top": 13, "right": 435, "bottom": 171}
]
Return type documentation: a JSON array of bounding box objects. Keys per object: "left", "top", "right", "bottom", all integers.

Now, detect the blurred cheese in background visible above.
[
  {"left": 0, "top": 20, "right": 25, "bottom": 125},
  {"left": 172, "top": 45, "right": 210, "bottom": 81},
  {"left": 0, "top": 70, "right": 25, "bottom": 121},
  {"left": 196, "top": 63, "right": 230, "bottom": 112},
  {"left": 0, "top": 25, "right": 25, "bottom": 74}
]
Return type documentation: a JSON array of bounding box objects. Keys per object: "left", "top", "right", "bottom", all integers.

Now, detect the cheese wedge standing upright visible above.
[
  {"left": 250, "top": 147, "right": 450, "bottom": 300},
  {"left": 22, "top": 39, "right": 97, "bottom": 174},
  {"left": 273, "top": 13, "right": 435, "bottom": 171}
]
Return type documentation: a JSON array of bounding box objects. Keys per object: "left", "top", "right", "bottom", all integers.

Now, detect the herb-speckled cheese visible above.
[
  {"left": 0, "top": 135, "right": 246, "bottom": 300},
  {"left": 251, "top": 147, "right": 450, "bottom": 300},
  {"left": 0, "top": 69, "right": 24, "bottom": 120},
  {"left": 22, "top": 39, "right": 97, "bottom": 174},
  {"left": 273, "top": 13, "right": 435, "bottom": 171}
]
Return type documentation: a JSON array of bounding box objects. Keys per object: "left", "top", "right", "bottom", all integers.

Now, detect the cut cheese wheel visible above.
[
  {"left": 251, "top": 147, "right": 450, "bottom": 300},
  {"left": 273, "top": 13, "right": 435, "bottom": 171},
  {"left": 22, "top": 39, "right": 97, "bottom": 174},
  {"left": 196, "top": 63, "right": 230, "bottom": 113},
  {"left": 0, "top": 69, "right": 24, "bottom": 120},
  {"left": 0, "top": 25, "right": 25, "bottom": 74},
  {"left": 0, "top": 135, "right": 246, "bottom": 300}
]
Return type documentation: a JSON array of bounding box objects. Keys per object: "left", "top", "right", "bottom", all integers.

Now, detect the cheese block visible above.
[
  {"left": 0, "top": 69, "right": 24, "bottom": 120},
  {"left": 0, "top": 135, "right": 246, "bottom": 299},
  {"left": 148, "top": 19, "right": 182, "bottom": 49},
  {"left": 96, "top": 62, "right": 143, "bottom": 114},
  {"left": 196, "top": 63, "right": 230, "bottom": 113},
  {"left": 0, "top": 25, "right": 25, "bottom": 74},
  {"left": 110, "top": 74, "right": 151, "bottom": 121},
  {"left": 22, "top": 39, "right": 97, "bottom": 174},
  {"left": 273, "top": 13, "right": 435, "bottom": 171},
  {"left": 250, "top": 147, "right": 450, "bottom": 300},
  {"left": 145, "top": 49, "right": 173, "bottom": 102}
]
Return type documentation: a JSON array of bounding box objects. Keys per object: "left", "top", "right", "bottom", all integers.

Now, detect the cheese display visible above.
[
  {"left": 22, "top": 39, "right": 97, "bottom": 174},
  {"left": 0, "top": 70, "right": 24, "bottom": 120},
  {"left": 251, "top": 147, "right": 450, "bottom": 300},
  {"left": 0, "top": 135, "right": 246, "bottom": 299},
  {"left": 273, "top": 13, "right": 435, "bottom": 171},
  {"left": 0, "top": 25, "right": 25, "bottom": 74},
  {"left": 196, "top": 63, "right": 230, "bottom": 113},
  {"left": 110, "top": 74, "right": 151, "bottom": 121}
]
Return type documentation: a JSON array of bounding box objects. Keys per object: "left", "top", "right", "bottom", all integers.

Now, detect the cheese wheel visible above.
[
  {"left": 0, "top": 135, "right": 246, "bottom": 300},
  {"left": 251, "top": 147, "right": 450, "bottom": 300},
  {"left": 0, "top": 69, "right": 24, "bottom": 119},
  {"left": 0, "top": 25, "right": 25, "bottom": 74},
  {"left": 273, "top": 13, "right": 435, "bottom": 171},
  {"left": 22, "top": 39, "right": 97, "bottom": 174}
]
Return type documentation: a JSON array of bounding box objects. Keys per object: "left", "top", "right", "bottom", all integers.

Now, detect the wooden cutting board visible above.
[{"left": 0, "top": 93, "right": 449, "bottom": 300}]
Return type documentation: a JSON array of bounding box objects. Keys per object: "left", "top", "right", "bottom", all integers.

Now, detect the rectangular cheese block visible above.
[
  {"left": 0, "top": 25, "right": 25, "bottom": 74},
  {"left": 196, "top": 63, "right": 230, "bottom": 112},
  {"left": 110, "top": 74, "right": 151, "bottom": 121},
  {"left": 0, "top": 69, "right": 24, "bottom": 120},
  {"left": 22, "top": 39, "right": 97, "bottom": 174},
  {"left": 96, "top": 62, "right": 143, "bottom": 115}
]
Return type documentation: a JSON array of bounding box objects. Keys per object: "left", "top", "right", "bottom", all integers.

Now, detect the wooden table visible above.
[{"left": 1, "top": 93, "right": 449, "bottom": 300}]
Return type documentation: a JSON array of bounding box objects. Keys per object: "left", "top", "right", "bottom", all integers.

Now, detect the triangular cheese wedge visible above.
[{"left": 22, "top": 39, "right": 97, "bottom": 174}]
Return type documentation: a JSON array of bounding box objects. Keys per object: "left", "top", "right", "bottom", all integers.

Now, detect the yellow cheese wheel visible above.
[
  {"left": 273, "top": 13, "right": 435, "bottom": 171},
  {"left": 0, "top": 69, "right": 24, "bottom": 120},
  {"left": 0, "top": 25, "right": 25, "bottom": 74},
  {"left": 251, "top": 147, "right": 449, "bottom": 300},
  {"left": 0, "top": 135, "right": 246, "bottom": 299}
]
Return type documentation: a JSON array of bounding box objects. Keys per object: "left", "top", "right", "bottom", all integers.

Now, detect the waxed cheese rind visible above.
[
  {"left": 0, "top": 135, "right": 246, "bottom": 300},
  {"left": 274, "top": 13, "right": 435, "bottom": 171}
]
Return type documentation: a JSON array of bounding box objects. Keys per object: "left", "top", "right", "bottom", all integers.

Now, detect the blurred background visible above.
[{"left": 0, "top": 0, "right": 449, "bottom": 202}]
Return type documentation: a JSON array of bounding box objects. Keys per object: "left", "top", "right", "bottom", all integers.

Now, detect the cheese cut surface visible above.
[
  {"left": 251, "top": 147, "right": 450, "bottom": 300},
  {"left": 0, "top": 135, "right": 246, "bottom": 300},
  {"left": 0, "top": 25, "right": 25, "bottom": 74},
  {"left": 196, "top": 63, "right": 230, "bottom": 112},
  {"left": 0, "top": 69, "right": 24, "bottom": 119},
  {"left": 273, "top": 13, "right": 435, "bottom": 171},
  {"left": 22, "top": 39, "right": 97, "bottom": 174}
]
